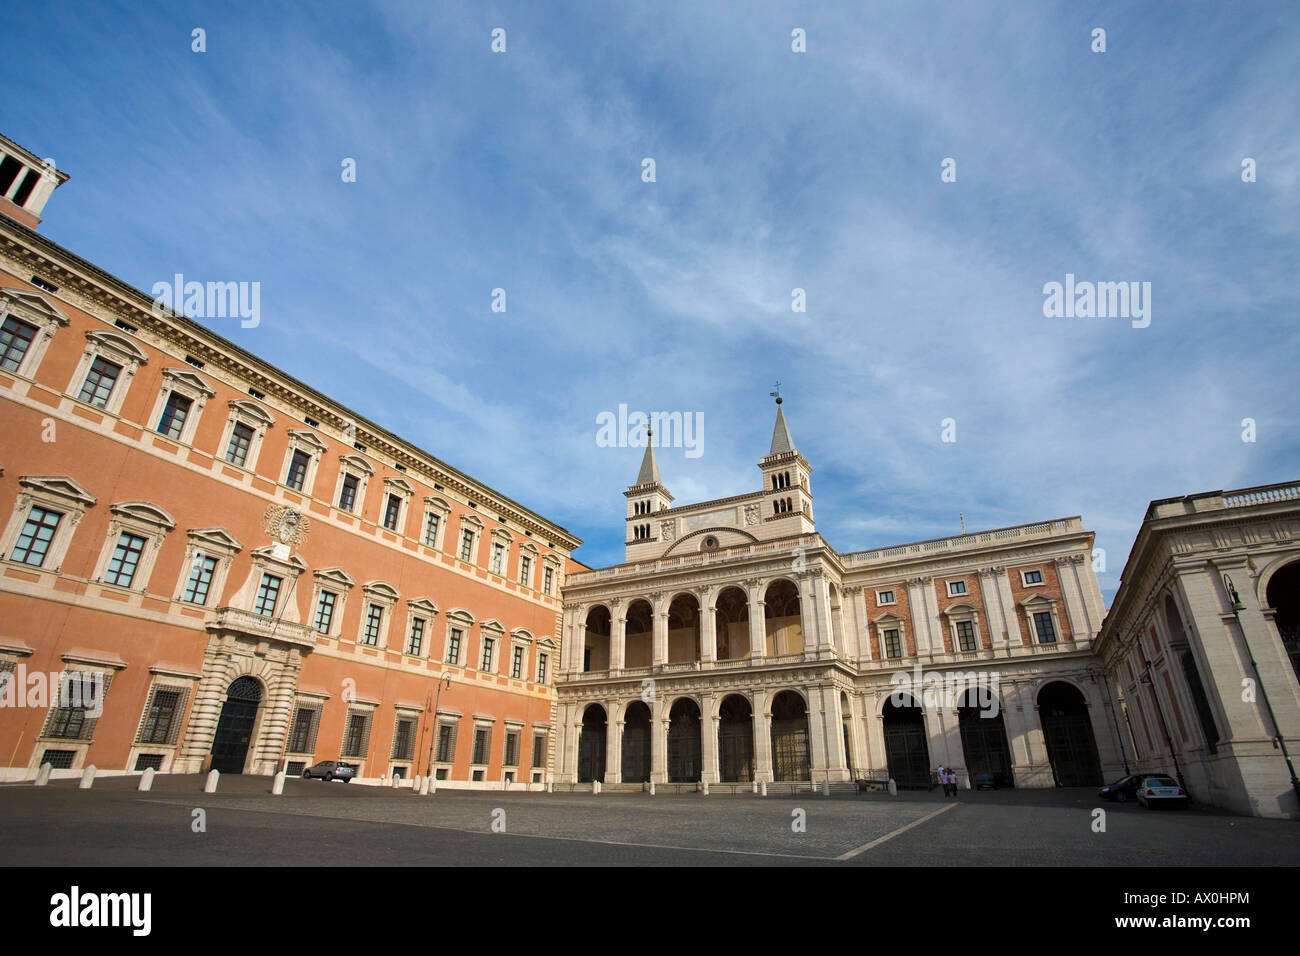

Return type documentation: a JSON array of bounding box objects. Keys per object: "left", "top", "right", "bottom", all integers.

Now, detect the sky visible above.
[{"left": 4, "top": 1, "right": 1298, "bottom": 598}]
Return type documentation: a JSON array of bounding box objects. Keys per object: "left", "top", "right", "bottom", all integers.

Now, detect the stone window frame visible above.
[
  {"left": 332, "top": 453, "right": 375, "bottom": 515},
  {"left": 390, "top": 706, "right": 422, "bottom": 764},
  {"left": 874, "top": 612, "right": 908, "bottom": 660},
  {"left": 946, "top": 578, "right": 969, "bottom": 598},
  {"left": 444, "top": 608, "right": 475, "bottom": 665},
  {"left": 229, "top": 546, "right": 308, "bottom": 621},
  {"left": 0, "top": 476, "right": 97, "bottom": 572},
  {"left": 943, "top": 602, "right": 983, "bottom": 653},
  {"left": 28, "top": 652, "right": 125, "bottom": 772},
  {"left": 470, "top": 716, "right": 495, "bottom": 769},
  {"left": 279, "top": 428, "right": 328, "bottom": 494},
  {"left": 531, "top": 728, "right": 549, "bottom": 773},
  {"left": 379, "top": 476, "right": 416, "bottom": 535},
  {"left": 126, "top": 665, "right": 199, "bottom": 773},
  {"left": 1019, "top": 567, "right": 1047, "bottom": 588},
  {"left": 218, "top": 399, "right": 275, "bottom": 471},
  {"left": 146, "top": 367, "right": 215, "bottom": 446},
  {"left": 173, "top": 527, "right": 242, "bottom": 606},
  {"left": 508, "top": 627, "right": 534, "bottom": 680},
  {"left": 404, "top": 597, "right": 440, "bottom": 659},
  {"left": 542, "top": 555, "right": 561, "bottom": 596},
  {"left": 421, "top": 495, "right": 452, "bottom": 550},
  {"left": 517, "top": 541, "right": 539, "bottom": 589},
  {"left": 357, "top": 581, "right": 400, "bottom": 648},
  {"left": 535, "top": 637, "right": 557, "bottom": 685},
  {"left": 90, "top": 501, "right": 176, "bottom": 592},
  {"left": 309, "top": 567, "right": 356, "bottom": 637},
  {"left": 488, "top": 527, "right": 512, "bottom": 576},
  {"left": 285, "top": 691, "right": 329, "bottom": 758},
  {"left": 1020, "top": 593, "right": 1064, "bottom": 645},
  {"left": 875, "top": 588, "right": 897, "bottom": 607},
  {"left": 66, "top": 329, "right": 148, "bottom": 415},
  {"left": 478, "top": 618, "right": 505, "bottom": 674},
  {"left": 339, "top": 701, "right": 377, "bottom": 763},
  {"left": 0, "top": 288, "right": 68, "bottom": 379},
  {"left": 457, "top": 513, "right": 485, "bottom": 565},
  {"left": 433, "top": 710, "right": 462, "bottom": 770},
  {"left": 502, "top": 719, "right": 525, "bottom": 769}
]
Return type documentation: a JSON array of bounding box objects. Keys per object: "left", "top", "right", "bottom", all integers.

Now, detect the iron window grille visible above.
[
  {"left": 136, "top": 686, "right": 189, "bottom": 745},
  {"left": 504, "top": 731, "right": 520, "bottom": 767},
  {"left": 472, "top": 727, "right": 491, "bottom": 765},
  {"left": 341, "top": 711, "right": 372, "bottom": 759},
  {"left": 287, "top": 706, "right": 322, "bottom": 754},
  {"left": 532, "top": 734, "right": 546, "bottom": 768},
  {"left": 391, "top": 718, "right": 416, "bottom": 760},
  {"left": 41, "top": 672, "right": 111, "bottom": 741},
  {"left": 436, "top": 722, "right": 458, "bottom": 763}
]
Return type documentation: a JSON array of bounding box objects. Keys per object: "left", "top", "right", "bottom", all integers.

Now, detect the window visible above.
[
  {"left": 314, "top": 591, "right": 337, "bottom": 633},
  {"left": 287, "top": 706, "right": 321, "bottom": 754},
  {"left": 877, "top": 589, "right": 896, "bottom": 606},
  {"left": 156, "top": 391, "right": 193, "bottom": 440},
  {"left": 338, "top": 473, "right": 359, "bottom": 512},
  {"left": 182, "top": 554, "right": 218, "bottom": 605},
  {"left": 10, "top": 505, "right": 61, "bottom": 567},
  {"left": 1023, "top": 569, "right": 1044, "bottom": 586},
  {"left": 537, "top": 653, "right": 548, "bottom": 684},
  {"left": 436, "top": 722, "right": 458, "bottom": 763},
  {"left": 392, "top": 717, "right": 416, "bottom": 761},
  {"left": 504, "top": 730, "right": 520, "bottom": 767},
  {"left": 459, "top": 529, "right": 474, "bottom": 561},
  {"left": 254, "top": 573, "right": 282, "bottom": 616},
  {"left": 103, "top": 532, "right": 146, "bottom": 587},
  {"left": 480, "top": 637, "right": 495, "bottom": 672},
  {"left": 225, "top": 421, "right": 255, "bottom": 466},
  {"left": 383, "top": 493, "right": 402, "bottom": 531},
  {"left": 532, "top": 733, "right": 547, "bottom": 768},
  {"left": 423, "top": 512, "right": 440, "bottom": 547},
  {"left": 447, "top": 628, "right": 463, "bottom": 664},
  {"left": 137, "top": 688, "right": 185, "bottom": 745},
  {"left": 285, "top": 450, "right": 311, "bottom": 491},
  {"left": 883, "top": 629, "right": 902, "bottom": 659},
  {"left": 511, "top": 645, "right": 524, "bottom": 679},
  {"left": 78, "top": 356, "right": 121, "bottom": 407},
  {"left": 948, "top": 580, "right": 967, "bottom": 596},
  {"left": 0, "top": 316, "right": 36, "bottom": 372},
  {"left": 42, "top": 673, "right": 108, "bottom": 741},
  {"left": 1033, "top": 611, "right": 1057, "bottom": 643},
  {"left": 491, "top": 542, "right": 505, "bottom": 574},
  {"left": 406, "top": 617, "right": 425, "bottom": 657},
  {"left": 519, "top": 555, "right": 531, "bottom": 586},
  {"left": 472, "top": 726, "right": 492, "bottom": 765},
  {"left": 361, "top": 604, "right": 384, "bottom": 646},
  {"left": 543, "top": 566, "right": 554, "bottom": 595},
  {"left": 341, "top": 711, "right": 372, "bottom": 759},
  {"left": 955, "top": 620, "right": 977, "bottom": 652}
]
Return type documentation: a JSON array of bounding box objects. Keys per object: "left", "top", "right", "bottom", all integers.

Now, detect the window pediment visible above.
[
  {"left": 339, "top": 453, "right": 375, "bottom": 475},
  {"left": 943, "top": 602, "right": 978, "bottom": 616},
  {"left": 479, "top": 618, "right": 505, "bottom": 635},
  {"left": 313, "top": 567, "right": 356, "bottom": 589},
  {"left": 460, "top": 514, "right": 485, "bottom": 530},
  {"left": 108, "top": 501, "right": 176, "bottom": 531},
  {"left": 187, "top": 527, "right": 242, "bottom": 554},
  {"left": 18, "top": 475, "right": 97, "bottom": 508},
  {"left": 407, "top": 597, "right": 439, "bottom": 616},
  {"left": 1, "top": 289, "right": 69, "bottom": 327},
  {"left": 874, "top": 611, "right": 905, "bottom": 626},
  {"left": 228, "top": 399, "right": 275, "bottom": 426},
  {"left": 510, "top": 627, "right": 535, "bottom": 644},
  {"left": 383, "top": 476, "right": 415, "bottom": 496},
  {"left": 424, "top": 495, "right": 452, "bottom": 515},
  {"left": 249, "top": 545, "right": 308, "bottom": 572},
  {"left": 160, "top": 367, "right": 215, "bottom": 398},
  {"left": 362, "top": 580, "right": 401, "bottom": 602},
  {"left": 85, "top": 329, "right": 148, "bottom": 364},
  {"left": 446, "top": 607, "right": 475, "bottom": 625},
  {"left": 518, "top": 541, "right": 540, "bottom": 557},
  {"left": 1019, "top": 593, "right": 1057, "bottom": 609},
  {"left": 286, "top": 429, "right": 328, "bottom": 455}
]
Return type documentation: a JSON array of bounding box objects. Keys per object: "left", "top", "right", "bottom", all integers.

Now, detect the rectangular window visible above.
[
  {"left": 877, "top": 589, "right": 895, "bottom": 605},
  {"left": 519, "top": 555, "right": 531, "bottom": 586},
  {"left": 472, "top": 726, "right": 491, "bottom": 765},
  {"left": 10, "top": 505, "right": 61, "bottom": 567},
  {"left": 504, "top": 731, "right": 520, "bottom": 767},
  {"left": 436, "top": 722, "right": 457, "bottom": 763},
  {"left": 423, "top": 512, "right": 440, "bottom": 547},
  {"left": 104, "top": 532, "right": 147, "bottom": 587},
  {"left": 532, "top": 734, "right": 546, "bottom": 768},
  {"left": 406, "top": 618, "right": 425, "bottom": 656},
  {"left": 459, "top": 529, "right": 474, "bottom": 562},
  {"left": 156, "top": 391, "right": 193, "bottom": 440},
  {"left": 490, "top": 542, "right": 505, "bottom": 574},
  {"left": 537, "top": 653, "right": 548, "bottom": 684},
  {"left": 285, "top": 450, "right": 311, "bottom": 491},
  {"left": 138, "top": 688, "right": 182, "bottom": 745},
  {"left": 383, "top": 494, "right": 401, "bottom": 531},
  {"left": 948, "top": 580, "right": 967, "bottom": 596},
  {"left": 883, "top": 629, "right": 902, "bottom": 659},
  {"left": 338, "top": 473, "right": 359, "bottom": 512},
  {"left": 341, "top": 712, "right": 370, "bottom": 758},
  {"left": 447, "top": 628, "right": 462, "bottom": 664},
  {"left": 955, "top": 620, "right": 977, "bottom": 652},
  {"left": 0, "top": 316, "right": 37, "bottom": 372},
  {"left": 78, "top": 356, "right": 121, "bottom": 408},
  {"left": 314, "top": 591, "right": 337, "bottom": 633},
  {"left": 511, "top": 645, "right": 524, "bottom": 679},
  {"left": 225, "top": 421, "right": 255, "bottom": 466},
  {"left": 1034, "top": 611, "right": 1057, "bottom": 643},
  {"left": 392, "top": 718, "right": 415, "bottom": 761},
  {"left": 45, "top": 675, "right": 101, "bottom": 740},
  {"left": 361, "top": 604, "right": 384, "bottom": 646},
  {"left": 288, "top": 707, "right": 319, "bottom": 753},
  {"left": 254, "top": 573, "right": 282, "bottom": 617},
  {"left": 480, "top": 637, "right": 494, "bottom": 672},
  {"left": 182, "top": 554, "right": 218, "bottom": 605},
  {"left": 1024, "top": 569, "right": 1044, "bottom": 585},
  {"left": 543, "top": 566, "right": 554, "bottom": 595}
]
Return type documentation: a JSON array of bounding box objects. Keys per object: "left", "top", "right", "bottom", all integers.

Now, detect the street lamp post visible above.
[{"left": 424, "top": 673, "right": 453, "bottom": 780}]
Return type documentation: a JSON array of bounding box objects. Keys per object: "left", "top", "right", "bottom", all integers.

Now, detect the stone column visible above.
[
  {"left": 753, "top": 689, "right": 773, "bottom": 782},
  {"left": 865, "top": 695, "right": 887, "bottom": 772},
  {"left": 820, "top": 685, "right": 851, "bottom": 781},
  {"left": 605, "top": 705, "right": 623, "bottom": 785},
  {"left": 806, "top": 686, "right": 830, "bottom": 781},
  {"left": 748, "top": 581, "right": 767, "bottom": 659},
  {"left": 652, "top": 595, "right": 669, "bottom": 667},
  {"left": 701, "top": 692, "right": 719, "bottom": 783},
  {"left": 842, "top": 586, "right": 866, "bottom": 661},
  {"left": 650, "top": 693, "right": 668, "bottom": 783},
  {"left": 610, "top": 605, "right": 626, "bottom": 673},
  {"left": 700, "top": 587, "right": 717, "bottom": 664}
]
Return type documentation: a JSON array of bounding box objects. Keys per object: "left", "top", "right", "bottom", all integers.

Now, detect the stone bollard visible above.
[
  {"left": 429, "top": 775, "right": 437, "bottom": 794},
  {"left": 79, "top": 765, "right": 96, "bottom": 790},
  {"left": 702, "top": 780, "right": 709, "bottom": 796},
  {"left": 752, "top": 780, "right": 758, "bottom": 794},
  {"left": 392, "top": 774, "right": 401, "bottom": 789},
  {"left": 34, "top": 762, "right": 52, "bottom": 787},
  {"left": 419, "top": 776, "right": 430, "bottom": 795},
  {"left": 887, "top": 778, "right": 897, "bottom": 796},
  {"left": 593, "top": 780, "right": 600, "bottom": 795},
  {"left": 547, "top": 780, "right": 553, "bottom": 793},
  {"left": 138, "top": 767, "right": 156, "bottom": 792},
  {"left": 822, "top": 779, "right": 830, "bottom": 797},
  {"left": 649, "top": 781, "right": 656, "bottom": 796},
  {"left": 760, "top": 780, "right": 767, "bottom": 797},
  {"left": 272, "top": 770, "right": 287, "bottom": 795},
  {"left": 204, "top": 769, "right": 220, "bottom": 793}
]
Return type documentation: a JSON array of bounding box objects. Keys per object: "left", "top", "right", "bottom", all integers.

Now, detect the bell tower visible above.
[
  {"left": 759, "top": 388, "right": 814, "bottom": 534},
  {"left": 624, "top": 426, "right": 674, "bottom": 558}
]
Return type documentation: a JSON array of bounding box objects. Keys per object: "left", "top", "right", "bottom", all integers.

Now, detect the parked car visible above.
[
  {"left": 1136, "top": 774, "right": 1188, "bottom": 809},
  {"left": 973, "top": 771, "right": 997, "bottom": 791},
  {"left": 1098, "top": 773, "right": 1145, "bottom": 803},
  {"left": 301, "top": 760, "right": 356, "bottom": 782}
]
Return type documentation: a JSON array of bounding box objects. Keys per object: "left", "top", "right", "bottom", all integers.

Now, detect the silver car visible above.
[
  {"left": 1137, "top": 774, "right": 1188, "bottom": 809},
  {"left": 301, "top": 760, "right": 356, "bottom": 782}
]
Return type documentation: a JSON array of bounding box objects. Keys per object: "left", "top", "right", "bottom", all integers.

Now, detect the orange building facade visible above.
[{"left": 0, "top": 137, "right": 581, "bottom": 786}]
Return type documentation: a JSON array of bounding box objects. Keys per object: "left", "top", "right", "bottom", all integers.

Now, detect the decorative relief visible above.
[
  {"left": 263, "top": 504, "right": 310, "bottom": 546},
  {"left": 660, "top": 521, "right": 676, "bottom": 542},
  {"left": 744, "top": 504, "right": 760, "bottom": 526}
]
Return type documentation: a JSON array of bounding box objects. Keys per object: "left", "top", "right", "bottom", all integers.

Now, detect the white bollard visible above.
[
  {"left": 649, "top": 781, "right": 656, "bottom": 796},
  {"left": 752, "top": 780, "right": 758, "bottom": 794},
  {"left": 547, "top": 780, "right": 553, "bottom": 793},
  {"left": 429, "top": 775, "right": 437, "bottom": 794},
  {"left": 392, "top": 774, "right": 401, "bottom": 789},
  {"left": 138, "top": 767, "right": 156, "bottom": 792},
  {"left": 887, "top": 778, "right": 897, "bottom": 796},
  {"left": 34, "top": 762, "right": 52, "bottom": 787},
  {"left": 272, "top": 770, "right": 287, "bottom": 795},
  {"left": 702, "top": 780, "right": 709, "bottom": 796},
  {"left": 822, "top": 779, "right": 830, "bottom": 797},
  {"left": 79, "top": 765, "right": 96, "bottom": 789},
  {"left": 204, "top": 769, "right": 220, "bottom": 793},
  {"left": 760, "top": 780, "right": 767, "bottom": 797},
  {"left": 419, "top": 776, "right": 430, "bottom": 795},
  {"left": 593, "top": 780, "right": 600, "bottom": 795}
]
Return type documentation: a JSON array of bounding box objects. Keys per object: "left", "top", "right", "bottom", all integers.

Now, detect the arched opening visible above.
[
  {"left": 958, "top": 688, "right": 1014, "bottom": 788},
  {"left": 714, "top": 587, "right": 750, "bottom": 660},
  {"left": 764, "top": 580, "right": 802, "bottom": 656},
  {"left": 882, "top": 694, "right": 930, "bottom": 789},
  {"left": 840, "top": 691, "right": 855, "bottom": 775},
  {"left": 1165, "top": 595, "right": 1220, "bottom": 753},
  {"left": 1266, "top": 562, "right": 1300, "bottom": 685},
  {"left": 717, "top": 694, "right": 754, "bottom": 781},
  {"left": 1037, "top": 681, "right": 1102, "bottom": 787},
  {"left": 621, "top": 701, "right": 651, "bottom": 783},
  {"left": 667, "top": 594, "right": 701, "bottom": 664},
  {"left": 210, "top": 676, "right": 263, "bottom": 774},
  {"left": 577, "top": 704, "right": 607, "bottom": 783},
  {"left": 624, "top": 600, "right": 653, "bottom": 668},
  {"left": 583, "top": 606, "right": 611, "bottom": 673},
  {"left": 769, "top": 690, "right": 811, "bottom": 781},
  {"left": 667, "top": 698, "right": 701, "bottom": 782}
]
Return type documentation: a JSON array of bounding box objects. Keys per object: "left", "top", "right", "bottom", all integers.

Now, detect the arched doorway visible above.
[
  {"left": 577, "top": 704, "right": 607, "bottom": 783},
  {"left": 210, "top": 676, "right": 262, "bottom": 774},
  {"left": 583, "top": 607, "right": 611, "bottom": 673},
  {"left": 621, "top": 701, "right": 651, "bottom": 783},
  {"left": 1038, "top": 681, "right": 1102, "bottom": 787},
  {"left": 717, "top": 694, "right": 754, "bottom": 781},
  {"left": 882, "top": 694, "right": 930, "bottom": 789},
  {"left": 764, "top": 580, "right": 802, "bottom": 655},
  {"left": 1266, "top": 562, "right": 1300, "bottom": 684},
  {"left": 769, "top": 690, "right": 811, "bottom": 780},
  {"left": 958, "top": 689, "right": 1014, "bottom": 788},
  {"left": 667, "top": 698, "right": 701, "bottom": 782},
  {"left": 667, "top": 594, "right": 701, "bottom": 664},
  {"left": 714, "top": 587, "right": 750, "bottom": 660},
  {"left": 624, "top": 600, "right": 654, "bottom": 668}
]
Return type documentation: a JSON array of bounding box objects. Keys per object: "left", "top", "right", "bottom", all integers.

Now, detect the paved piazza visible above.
[{"left": 1, "top": 776, "right": 1296, "bottom": 867}]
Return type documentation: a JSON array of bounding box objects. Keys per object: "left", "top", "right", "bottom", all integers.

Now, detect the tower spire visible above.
[
  {"left": 636, "top": 425, "right": 662, "bottom": 486},
  {"left": 768, "top": 384, "right": 796, "bottom": 455}
]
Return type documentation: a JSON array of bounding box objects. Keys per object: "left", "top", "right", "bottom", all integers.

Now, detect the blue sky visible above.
[{"left": 4, "top": 1, "right": 1298, "bottom": 597}]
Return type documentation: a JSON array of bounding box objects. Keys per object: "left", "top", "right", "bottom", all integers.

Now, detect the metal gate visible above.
[
  {"left": 770, "top": 720, "right": 810, "bottom": 781},
  {"left": 1041, "top": 710, "right": 1102, "bottom": 787},
  {"left": 621, "top": 722, "right": 650, "bottom": 783},
  {"left": 577, "top": 725, "right": 605, "bottom": 783},
  {"left": 959, "top": 709, "right": 1015, "bottom": 788},
  {"left": 884, "top": 721, "right": 931, "bottom": 790},
  {"left": 717, "top": 721, "right": 754, "bottom": 782},
  {"left": 210, "top": 677, "right": 261, "bottom": 774},
  {"left": 667, "top": 717, "right": 701, "bottom": 782}
]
